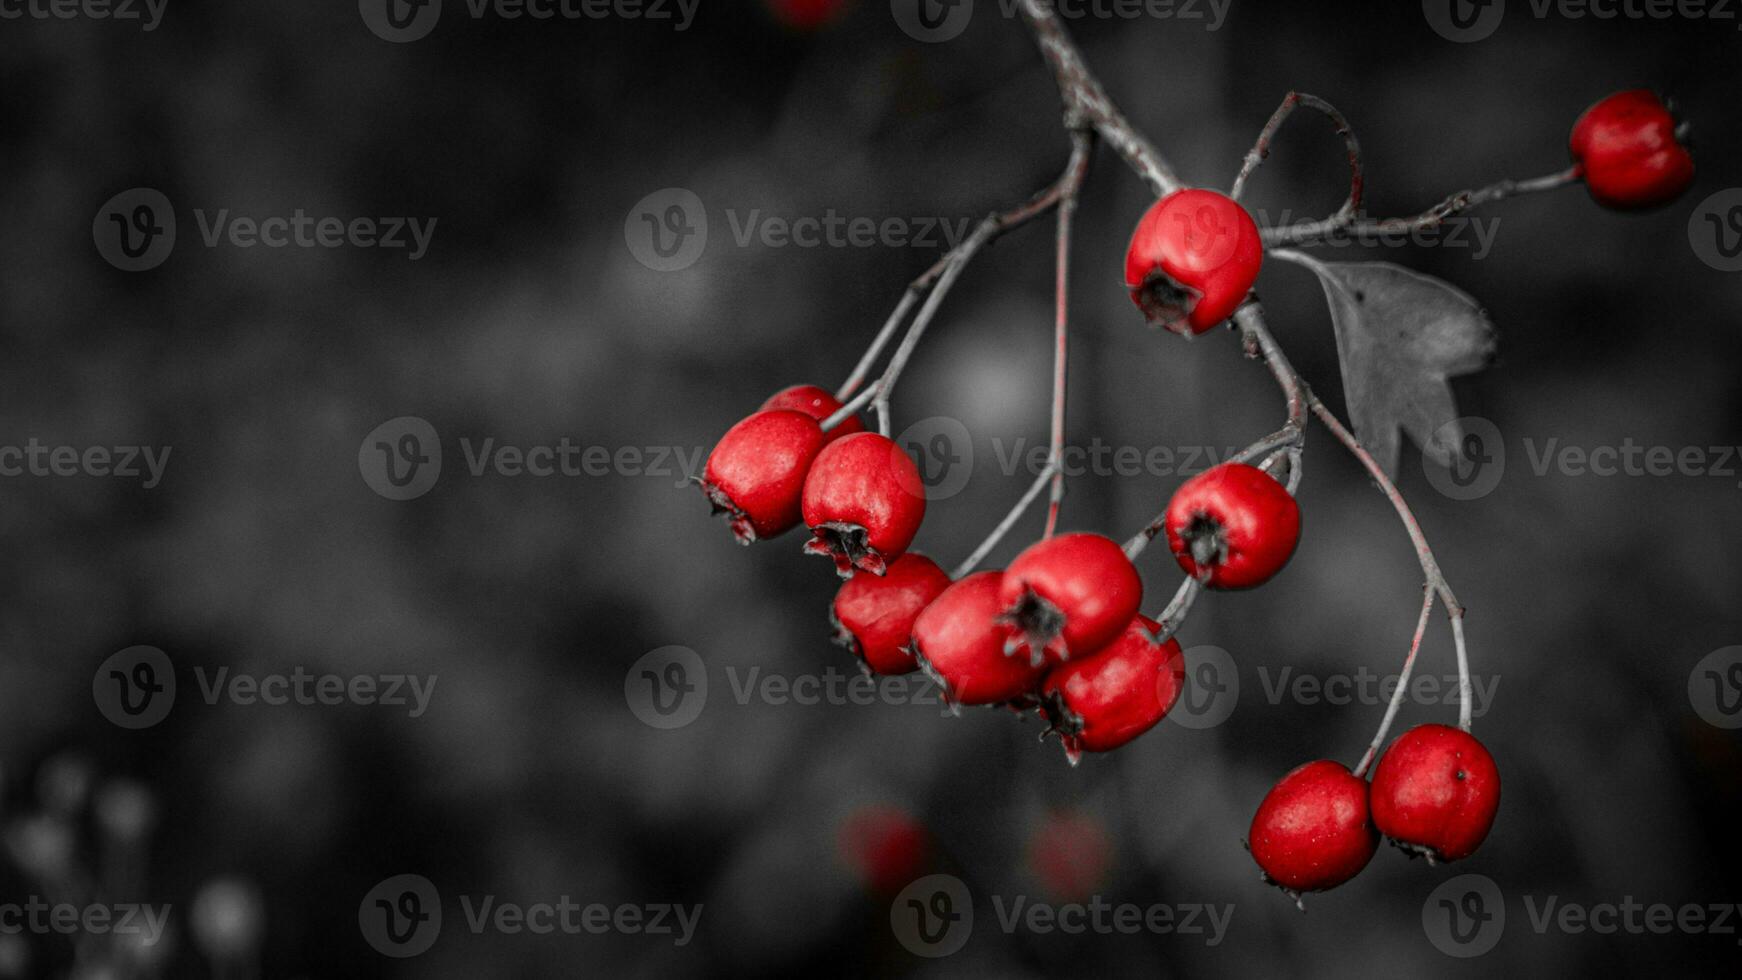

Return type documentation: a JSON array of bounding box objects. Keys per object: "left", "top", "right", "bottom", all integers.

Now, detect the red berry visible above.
[
  {"left": 909, "top": 571, "right": 1047, "bottom": 707},
  {"left": 1038, "top": 615, "right": 1185, "bottom": 761},
  {"left": 1248, "top": 760, "right": 1378, "bottom": 899},
  {"left": 760, "top": 384, "right": 864, "bottom": 445},
  {"left": 1124, "top": 188, "right": 1263, "bottom": 336},
  {"left": 1570, "top": 90, "right": 1694, "bottom": 210},
  {"left": 700, "top": 409, "right": 826, "bottom": 544},
  {"left": 765, "top": 0, "right": 848, "bottom": 30},
  {"left": 801, "top": 432, "right": 926, "bottom": 578},
  {"left": 1369, "top": 724, "right": 1500, "bottom": 863},
  {"left": 998, "top": 533, "right": 1143, "bottom": 666},
  {"left": 1026, "top": 811, "right": 1113, "bottom": 903},
  {"left": 1164, "top": 462, "right": 1300, "bottom": 590},
  {"left": 830, "top": 553, "right": 952, "bottom": 675},
  {"left": 837, "top": 804, "right": 929, "bottom": 897}
]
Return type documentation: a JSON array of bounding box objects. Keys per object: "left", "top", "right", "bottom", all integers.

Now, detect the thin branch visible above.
[
  {"left": 1043, "top": 131, "right": 1094, "bottom": 538},
  {"left": 819, "top": 165, "right": 1083, "bottom": 434},
  {"left": 836, "top": 288, "right": 920, "bottom": 402},
  {"left": 1263, "top": 166, "right": 1581, "bottom": 248},
  {"left": 1015, "top": 0, "right": 1181, "bottom": 198},
  {"left": 1231, "top": 92, "right": 1365, "bottom": 232},
  {"left": 1353, "top": 584, "right": 1435, "bottom": 778},
  {"left": 951, "top": 460, "right": 1060, "bottom": 580},
  {"left": 1147, "top": 576, "right": 1202, "bottom": 646},
  {"left": 1306, "top": 395, "right": 1460, "bottom": 615}
]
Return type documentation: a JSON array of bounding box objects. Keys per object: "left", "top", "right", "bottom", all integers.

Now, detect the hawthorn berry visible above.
[
  {"left": 1164, "top": 462, "right": 1300, "bottom": 590},
  {"left": 830, "top": 553, "right": 952, "bottom": 675},
  {"left": 1038, "top": 615, "right": 1185, "bottom": 762},
  {"left": 1248, "top": 760, "right": 1378, "bottom": 900},
  {"left": 765, "top": 0, "right": 848, "bottom": 30},
  {"left": 1124, "top": 188, "right": 1264, "bottom": 336},
  {"left": 909, "top": 571, "right": 1048, "bottom": 707},
  {"left": 761, "top": 384, "right": 864, "bottom": 445},
  {"left": 1369, "top": 724, "right": 1501, "bottom": 864},
  {"left": 700, "top": 409, "right": 826, "bottom": 544},
  {"left": 998, "top": 533, "right": 1143, "bottom": 666},
  {"left": 837, "top": 804, "right": 929, "bottom": 897},
  {"left": 1570, "top": 90, "right": 1694, "bottom": 210},
  {"left": 802, "top": 432, "right": 926, "bottom": 577},
  {"left": 1026, "top": 811, "right": 1113, "bottom": 903}
]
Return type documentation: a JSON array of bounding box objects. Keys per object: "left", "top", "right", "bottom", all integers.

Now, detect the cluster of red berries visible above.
[
  {"left": 699, "top": 85, "right": 1690, "bottom": 902},
  {"left": 1249, "top": 724, "right": 1500, "bottom": 903},
  {"left": 702, "top": 388, "right": 1304, "bottom": 761}
]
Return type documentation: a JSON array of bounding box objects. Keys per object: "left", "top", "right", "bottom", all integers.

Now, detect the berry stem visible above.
[
  {"left": 950, "top": 459, "right": 1061, "bottom": 580},
  {"left": 835, "top": 286, "right": 921, "bottom": 403},
  {"left": 820, "top": 147, "right": 1099, "bottom": 435},
  {"left": 1235, "top": 307, "right": 1475, "bottom": 733},
  {"left": 1015, "top": 0, "right": 1182, "bottom": 197},
  {"left": 1044, "top": 130, "right": 1094, "bottom": 539},
  {"left": 1353, "top": 584, "right": 1435, "bottom": 778},
  {"left": 1303, "top": 392, "right": 1473, "bottom": 731},
  {"left": 1147, "top": 576, "right": 1202, "bottom": 645},
  {"left": 1231, "top": 92, "right": 1365, "bottom": 231},
  {"left": 1262, "top": 165, "right": 1581, "bottom": 248}
]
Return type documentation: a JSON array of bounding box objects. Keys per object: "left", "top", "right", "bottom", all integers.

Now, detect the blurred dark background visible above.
[{"left": 2, "top": 0, "right": 1740, "bottom": 976}]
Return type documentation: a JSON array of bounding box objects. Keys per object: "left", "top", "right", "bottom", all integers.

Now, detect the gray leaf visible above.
[{"left": 1286, "top": 256, "right": 1496, "bottom": 478}]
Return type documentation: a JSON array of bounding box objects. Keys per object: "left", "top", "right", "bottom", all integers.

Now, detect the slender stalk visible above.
[
  {"left": 1147, "top": 577, "right": 1202, "bottom": 645},
  {"left": 1015, "top": 0, "right": 1181, "bottom": 198},
  {"left": 1354, "top": 585, "right": 1436, "bottom": 778},
  {"left": 820, "top": 152, "right": 1097, "bottom": 435},
  {"left": 1231, "top": 92, "right": 1365, "bottom": 235},
  {"left": 1263, "top": 166, "right": 1581, "bottom": 248},
  {"left": 950, "top": 461, "right": 1060, "bottom": 580},
  {"left": 1306, "top": 395, "right": 1470, "bottom": 729},
  {"left": 836, "top": 288, "right": 921, "bottom": 402},
  {"left": 1043, "top": 131, "right": 1094, "bottom": 538}
]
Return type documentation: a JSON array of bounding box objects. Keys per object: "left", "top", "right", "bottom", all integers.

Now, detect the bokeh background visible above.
[{"left": 2, "top": 0, "right": 1740, "bottom": 976}]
